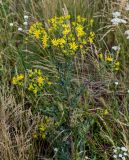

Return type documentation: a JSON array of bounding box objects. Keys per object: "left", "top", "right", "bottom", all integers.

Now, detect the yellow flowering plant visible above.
[
  {"left": 98, "top": 52, "right": 120, "bottom": 71},
  {"left": 12, "top": 69, "right": 52, "bottom": 95},
  {"left": 29, "top": 22, "right": 49, "bottom": 48},
  {"left": 12, "top": 74, "right": 24, "bottom": 86},
  {"left": 28, "top": 15, "right": 95, "bottom": 56},
  {"left": 33, "top": 116, "right": 54, "bottom": 140}
]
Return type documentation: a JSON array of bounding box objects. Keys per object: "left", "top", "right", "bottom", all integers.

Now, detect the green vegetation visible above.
[{"left": 1, "top": 0, "right": 129, "bottom": 160}]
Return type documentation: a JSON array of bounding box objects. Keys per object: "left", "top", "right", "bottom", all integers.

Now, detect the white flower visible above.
[
  {"left": 10, "top": 23, "right": 13, "bottom": 27},
  {"left": 113, "top": 149, "right": 117, "bottom": 153},
  {"left": 125, "top": 30, "right": 129, "bottom": 39},
  {"left": 113, "top": 154, "right": 117, "bottom": 158},
  {"left": 127, "top": 90, "right": 129, "bottom": 93},
  {"left": 111, "top": 18, "right": 121, "bottom": 25},
  {"left": 115, "top": 82, "right": 119, "bottom": 85},
  {"left": 112, "top": 12, "right": 121, "bottom": 18},
  {"left": 124, "top": 152, "right": 128, "bottom": 156},
  {"left": 119, "top": 154, "right": 123, "bottom": 158},
  {"left": 24, "top": 15, "right": 29, "bottom": 20},
  {"left": 18, "top": 27, "right": 22, "bottom": 31},
  {"left": 125, "top": 4, "right": 129, "bottom": 11},
  {"left": 54, "top": 148, "right": 58, "bottom": 152},
  {"left": 112, "top": 46, "right": 120, "bottom": 51},
  {"left": 23, "top": 21, "right": 28, "bottom": 25},
  {"left": 122, "top": 157, "right": 126, "bottom": 160},
  {"left": 121, "top": 147, "right": 127, "bottom": 152},
  {"left": 125, "top": 30, "right": 129, "bottom": 35},
  {"left": 111, "top": 18, "right": 127, "bottom": 25},
  {"left": 120, "top": 19, "right": 127, "bottom": 24}
]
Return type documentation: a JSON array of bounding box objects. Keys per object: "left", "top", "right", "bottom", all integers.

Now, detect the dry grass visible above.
[{"left": 0, "top": 88, "right": 35, "bottom": 160}]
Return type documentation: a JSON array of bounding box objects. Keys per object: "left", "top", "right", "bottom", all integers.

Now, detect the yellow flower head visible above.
[
  {"left": 77, "top": 15, "right": 86, "bottom": 23},
  {"left": 33, "top": 88, "right": 38, "bottom": 95},
  {"left": 88, "top": 37, "right": 94, "bottom": 43},
  {"left": 42, "top": 33, "right": 48, "bottom": 48},
  {"left": 33, "top": 30, "right": 41, "bottom": 39},
  {"left": 76, "top": 24, "right": 85, "bottom": 37},
  {"left": 69, "top": 42, "right": 78, "bottom": 51},
  {"left": 17, "top": 74, "right": 24, "bottom": 81},
  {"left": 28, "top": 83, "right": 34, "bottom": 91},
  {"left": 51, "top": 38, "right": 60, "bottom": 47},
  {"left": 58, "top": 38, "right": 66, "bottom": 46},
  {"left": 80, "top": 44, "right": 83, "bottom": 49},
  {"left": 103, "top": 109, "right": 109, "bottom": 115},
  {"left": 29, "top": 22, "right": 46, "bottom": 39},
  {"left": 37, "top": 76, "right": 44, "bottom": 85},
  {"left": 113, "top": 61, "right": 120, "bottom": 71},
  {"left": 63, "top": 28, "right": 71, "bottom": 35},
  {"left": 12, "top": 77, "right": 17, "bottom": 85},
  {"left": 106, "top": 55, "right": 113, "bottom": 62},
  {"left": 37, "top": 69, "right": 42, "bottom": 76}
]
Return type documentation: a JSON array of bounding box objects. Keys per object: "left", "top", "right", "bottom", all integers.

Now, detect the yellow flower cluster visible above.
[
  {"left": 28, "top": 15, "right": 95, "bottom": 55},
  {"left": 33, "top": 116, "right": 52, "bottom": 139},
  {"left": 98, "top": 53, "right": 120, "bottom": 71},
  {"left": 12, "top": 74, "right": 24, "bottom": 86},
  {"left": 29, "top": 22, "right": 48, "bottom": 48},
  {"left": 12, "top": 69, "right": 52, "bottom": 95},
  {"left": 28, "top": 69, "right": 52, "bottom": 95}
]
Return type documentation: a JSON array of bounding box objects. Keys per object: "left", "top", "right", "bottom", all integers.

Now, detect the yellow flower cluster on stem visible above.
[
  {"left": 28, "top": 15, "right": 95, "bottom": 56},
  {"left": 29, "top": 22, "right": 48, "bottom": 49},
  {"left": 33, "top": 116, "right": 52, "bottom": 139},
  {"left": 12, "top": 74, "right": 24, "bottom": 86},
  {"left": 98, "top": 53, "right": 120, "bottom": 71},
  {"left": 12, "top": 69, "right": 52, "bottom": 95}
]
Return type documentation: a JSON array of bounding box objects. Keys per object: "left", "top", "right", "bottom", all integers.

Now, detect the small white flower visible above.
[
  {"left": 122, "top": 157, "right": 126, "bottom": 160},
  {"left": 111, "top": 18, "right": 127, "bottom": 25},
  {"left": 112, "top": 46, "right": 120, "bottom": 51},
  {"left": 24, "top": 15, "right": 29, "bottom": 20},
  {"left": 113, "top": 154, "right": 117, "bottom": 158},
  {"left": 54, "top": 148, "right": 58, "bottom": 152},
  {"left": 120, "top": 19, "right": 127, "bottom": 24},
  {"left": 23, "top": 21, "right": 28, "bottom": 25},
  {"left": 125, "top": 4, "right": 129, "bottom": 11},
  {"left": 125, "top": 30, "right": 129, "bottom": 35},
  {"left": 124, "top": 152, "right": 128, "bottom": 156},
  {"left": 10, "top": 23, "right": 13, "bottom": 27},
  {"left": 119, "top": 154, "right": 123, "bottom": 158},
  {"left": 115, "top": 82, "right": 119, "bottom": 85},
  {"left": 113, "top": 149, "right": 117, "bottom": 153},
  {"left": 111, "top": 18, "right": 121, "bottom": 25},
  {"left": 18, "top": 27, "right": 22, "bottom": 31},
  {"left": 121, "top": 147, "right": 128, "bottom": 152},
  {"left": 127, "top": 90, "right": 129, "bottom": 93},
  {"left": 112, "top": 12, "right": 121, "bottom": 18},
  {"left": 125, "top": 30, "right": 129, "bottom": 39}
]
